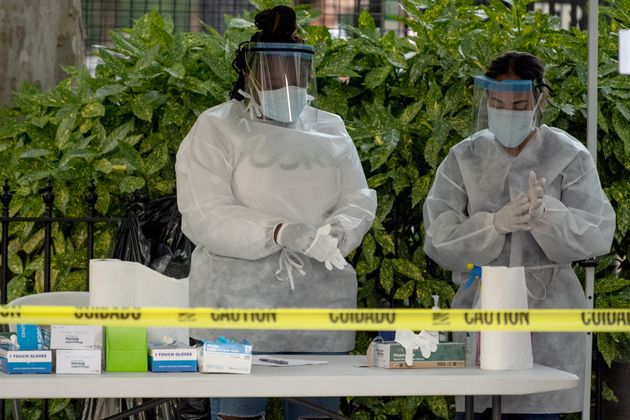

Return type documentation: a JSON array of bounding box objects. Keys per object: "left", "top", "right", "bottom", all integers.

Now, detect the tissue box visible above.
[
  {"left": 50, "top": 325, "right": 102, "bottom": 349},
  {"left": 55, "top": 349, "right": 102, "bottom": 374},
  {"left": 198, "top": 340, "right": 252, "bottom": 374},
  {"left": 368, "top": 340, "right": 466, "bottom": 369},
  {"left": 149, "top": 347, "right": 197, "bottom": 372},
  {"left": 15, "top": 324, "right": 50, "bottom": 350},
  {"left": 105, "top": 327, "right": 147, "bottom": 372},
  {"left": 0, "top": 346, "right": 52, "bottom": 374}
]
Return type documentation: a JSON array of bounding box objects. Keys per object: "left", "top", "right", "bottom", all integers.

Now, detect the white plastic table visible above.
[{"left": 0, "top": 355, "right": 579, "bottom": 420}]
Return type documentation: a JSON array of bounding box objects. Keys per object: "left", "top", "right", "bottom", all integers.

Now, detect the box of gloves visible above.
[
  {"left": 0, "top": 341, "right": 53, "bottom": 374},
  {"left": 149, "top": 345, "right": 197, "bottom": 372},
  {"left": 197, "top": 337, "right": 252, "bottom": 374},
  {"left": 367, "top": 337, "right": 465, "bottom": 369},
  {"left": 1, "top": 330, "right": 52, "bottom": 374}
]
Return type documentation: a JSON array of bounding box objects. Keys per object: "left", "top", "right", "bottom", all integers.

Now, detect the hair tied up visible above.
[{"left": 253, "top": 5, "right": 299, "bottom": 42}]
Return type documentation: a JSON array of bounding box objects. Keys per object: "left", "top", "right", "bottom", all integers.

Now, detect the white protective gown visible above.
[
  {"left": 176, "top": 100, "right": 376, "bottom": 352},
  {"left": 423, "top": 125, "right": 615, "bottom": 413}
]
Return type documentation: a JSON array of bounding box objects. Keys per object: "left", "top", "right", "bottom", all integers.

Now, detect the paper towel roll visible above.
[
  {"left": 89, "top": 259, "right": 189, "bottom": 345},
  {"left": 479, "top": 265, "right": 533, "bottom": 370}
]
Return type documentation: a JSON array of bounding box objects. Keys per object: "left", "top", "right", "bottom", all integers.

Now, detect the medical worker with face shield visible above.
[
  {"left": 175, "top": 5, "right": 376, "bottom": 420},
  {"left": 423, "top": 52, "right": 615, "bottom": 419}
]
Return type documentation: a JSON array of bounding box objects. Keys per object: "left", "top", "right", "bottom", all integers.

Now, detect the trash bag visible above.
[
  {"left": 112, "top": 195, "right": 194, "bottom": 279},
  {"left": 175, "top": 398, "right": 211, "bottom": 420}
]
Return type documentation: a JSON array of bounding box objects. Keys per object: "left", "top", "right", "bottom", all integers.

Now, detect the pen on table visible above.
[{"left": 259, "top": 358, "right": 289, "bottom": 365}]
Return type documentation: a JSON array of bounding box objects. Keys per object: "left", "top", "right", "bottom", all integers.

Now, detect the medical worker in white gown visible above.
[
  {"left": 423, "top": 52, "right": 615, "bottom": 418},
  {"left": 176, "top": 5, "right": 376, "bottom": 420}
]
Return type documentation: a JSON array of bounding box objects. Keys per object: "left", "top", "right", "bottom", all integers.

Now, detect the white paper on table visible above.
[
  {"left": 620, "top": 30, "right": 630, "bottom": 74},
  {"left": 252, "top": 355, "right": 328, "bottom": 367}
]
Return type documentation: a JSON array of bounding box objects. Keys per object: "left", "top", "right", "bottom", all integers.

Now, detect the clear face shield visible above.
[
  {"left": 240, "top": 42, "right": 316, "bottom": 124},
  {"left": 472, "top": 76, "right": 542, "bottom": 148}
]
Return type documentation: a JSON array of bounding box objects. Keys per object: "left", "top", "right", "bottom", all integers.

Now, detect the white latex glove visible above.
[
  {"left": 305, "top": 224, "right": 347, "bottom": 271},
  {"left": 395, "top": 330, "right": 439, "bottom": 366},
  {"left": 493, "top": 193, "right": 532, "bottom": 234},
  {"left": 276, "top": 223, "right": 347, "bottom": 270},
  {"left": 527, "top": 170, "right": 546, "bottom": 220},
  {"left": 417, "top": 331, "right": 439, "bottom": 358},
  {"left": 276, "top": 223, "right": 316, "bottom": 254}
]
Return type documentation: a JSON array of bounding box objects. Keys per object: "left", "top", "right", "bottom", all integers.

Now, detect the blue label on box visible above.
[
  {"left": 149, "top": 358, "right": 197, "bottom": 372},
  {"left": 203, "top": 341, "right": 252, "bottom": 354},
  {"left": 0, "top": 357, "right": 52, "bottom": 374}
]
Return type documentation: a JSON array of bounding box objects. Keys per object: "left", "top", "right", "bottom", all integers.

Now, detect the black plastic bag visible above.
[
  {"left": 175, "top": 398, "right": 211, "bottom": 420},
  {"left": 112, "top": 195, "right": 194, "bottom": 279}
]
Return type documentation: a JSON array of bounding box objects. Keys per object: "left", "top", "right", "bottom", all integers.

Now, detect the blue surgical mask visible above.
[
  {"left": 257, "top": 86, "right": 308, "bottom": 123},
  {"left": 487, "top": 106, "right": 536, "bottom": 148}
]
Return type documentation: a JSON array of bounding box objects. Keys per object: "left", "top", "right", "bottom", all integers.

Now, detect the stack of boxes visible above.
[
  {"left": 0, "top": 325, "right": 52, "bottom": 374},
  {"left": 2, "top": 323, "right": 252, "bottom": 375},
  {"left": 51, "top": 325, "right": 102, "bottom": 374}
]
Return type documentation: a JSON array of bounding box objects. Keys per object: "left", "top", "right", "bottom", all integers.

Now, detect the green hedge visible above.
[{"left": 1, "top": 0, "right": 629, "bottom": 418}]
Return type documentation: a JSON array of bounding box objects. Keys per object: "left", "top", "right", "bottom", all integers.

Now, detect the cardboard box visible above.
[
  {"left": 0, "top": 346, "right": 52, "bottom": 374},
  {"left": 105, "top": 327, "right": 147, "bottom": 372},
  {"left": 55, "top": 349, "right": 102, "bottom": 374},
  {"left": 50, "top": 325, "right": 102, "bottom": 350},
  {"left": 368, "top": 340, "right": 466, "bottom": 369},
  {"left": 198, "top": 340, "right": 252, "bottom": 374},
  {"left": 149, "top": 347, "right": 197, "bottom": 372}
]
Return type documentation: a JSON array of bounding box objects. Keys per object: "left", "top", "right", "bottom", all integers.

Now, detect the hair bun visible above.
[{"left": 254, "top": 5, "right": 297, "bottom": 39}]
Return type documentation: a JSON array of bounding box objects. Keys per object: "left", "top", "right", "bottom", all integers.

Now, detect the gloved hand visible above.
[
  {"left": 275, "top": 223, "right": 317, "bottom": 254},
  {"left": 527, "top": 170, "right": 546, "bottom": 220},
  {"left": 276, "top": 223, "right": 347, "bottom": 271},
  {"left": 493, "top": 193, "right": 532, "bottom": 234},
  {"left": 305, "top": 224, "right": 347, "bottom": 271}
]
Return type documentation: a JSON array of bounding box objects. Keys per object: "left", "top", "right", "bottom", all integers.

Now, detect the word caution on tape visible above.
[{"left": 1, "top": 306, "right": 629, "bottom": 332}]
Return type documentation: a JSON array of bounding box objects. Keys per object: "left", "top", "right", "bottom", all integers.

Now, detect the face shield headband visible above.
[
  {"left": 238, "top": 42, "right": 316, "bottom": 124},
  {"left": 473, "top": 76, "right": 542, "bottom": 148}
]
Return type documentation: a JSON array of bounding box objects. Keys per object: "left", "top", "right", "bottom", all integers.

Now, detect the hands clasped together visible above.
[
  {"left": 276, "top": 222, "right": 347, "bottom": 271},
  {"left": 493, "top": 170, "right": 546, "bottom": 234}
]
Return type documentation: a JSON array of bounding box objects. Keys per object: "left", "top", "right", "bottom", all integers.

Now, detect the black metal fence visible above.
[
  {"left": 0, "top": 180, "right": 121, "bottom": 306},
  {"left": 0, "top": 181, "right": 123, "bottom": 420}
]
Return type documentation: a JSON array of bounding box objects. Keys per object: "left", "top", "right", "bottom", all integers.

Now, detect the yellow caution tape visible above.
[{"left": 1, "top": 306, "right": 629, "bottom": 332}]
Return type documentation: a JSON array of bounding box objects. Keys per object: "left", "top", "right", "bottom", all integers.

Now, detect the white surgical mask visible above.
[
  {"left": 487, "top": 106, "right": 536, "bottom": 148},
  {"left": 257, "top": 86, "right": 308, "bottom": 123}
]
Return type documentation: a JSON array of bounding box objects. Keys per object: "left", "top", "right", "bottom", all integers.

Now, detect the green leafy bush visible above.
[{"left": 1, "top": 0, "right": 629, "bottom": 418}]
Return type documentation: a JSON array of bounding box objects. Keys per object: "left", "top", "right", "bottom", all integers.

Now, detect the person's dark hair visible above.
[
  {"left": 229, "top": 6, "right": 303, "bottom": 101},
  {"left": 485, "top": 51, "right": 551, "bottom": 97}
]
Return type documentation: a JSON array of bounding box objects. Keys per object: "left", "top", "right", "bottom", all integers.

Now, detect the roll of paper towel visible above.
[
  {"left": 89, "top": 259, "right": 189, "bottom": 345},
  {"left": 479, "top": 265, "right": 533, "bottom": 370}
]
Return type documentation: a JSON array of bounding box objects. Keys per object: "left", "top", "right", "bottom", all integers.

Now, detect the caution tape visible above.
[{"left": 1, "top": 306, "right": 630, "bottom": 332}]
